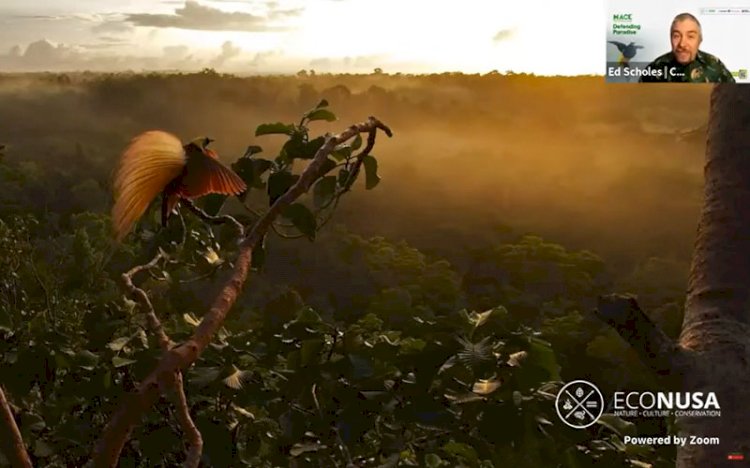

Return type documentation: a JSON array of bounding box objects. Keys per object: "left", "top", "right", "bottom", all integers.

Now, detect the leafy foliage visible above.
[{"left": 0, "top": 102, "right": 677, "bottom": 467}]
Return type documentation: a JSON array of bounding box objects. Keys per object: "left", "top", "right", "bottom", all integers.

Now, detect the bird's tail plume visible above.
[{"left": 111, "top": 130, "right": 186, "bottom": 242}]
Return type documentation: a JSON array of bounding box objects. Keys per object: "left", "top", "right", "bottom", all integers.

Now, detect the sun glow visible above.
[{"left": 150, "top": 0, "right": 604, "bottom": 74}]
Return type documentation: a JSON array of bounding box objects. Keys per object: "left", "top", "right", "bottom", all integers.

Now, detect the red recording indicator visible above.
[{"left": 727, "top": 453, "right": 745, "bottom": 461}]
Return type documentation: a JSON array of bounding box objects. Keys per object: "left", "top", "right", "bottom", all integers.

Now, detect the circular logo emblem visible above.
[{"left": 555, "top": 380, "right": 604, "bottom": 429}]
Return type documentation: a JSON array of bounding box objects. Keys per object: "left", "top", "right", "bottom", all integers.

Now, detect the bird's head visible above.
[
  {"left": 188, "top": 136, "right": 214, "bottom": 149},
  {"left": 186, "top": 136, "right": 218, "bottom": 158}
]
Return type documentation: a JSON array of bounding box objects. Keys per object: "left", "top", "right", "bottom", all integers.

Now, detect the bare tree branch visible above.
[
  {"left": 595, "top": 294, "right": 692, "bottom": 386},
  {"left": 122, "top": 249, "right": 206, "bottom": 464},
  {"left": 121, "top": 249, "right": 173, "bottom": 351},
  {"left": 0, "top": 385, "right": 32, "bottom": 468},
  {"left": 171, "top": 372, "right": 202, "bottom": 468},
  {"left": 88, "top": 116, "right": 392, "bottom": 467},
  {"left": 180, "top": 199, "right": 245, "bottom": 238}
]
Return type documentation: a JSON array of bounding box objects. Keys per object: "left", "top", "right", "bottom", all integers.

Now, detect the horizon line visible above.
[{"left": 0, "top": 69, "right": 607, "bottom": 78}]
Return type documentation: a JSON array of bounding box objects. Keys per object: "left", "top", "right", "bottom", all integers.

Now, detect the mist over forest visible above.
[
  {"left": 0, "top": 70, "right": 710, "bottom": 466},
  {"left": 0, "top": 70, "right": 710, "bottom": 333},
  {"left": 0, "top": 70, "right": 709, "bottom": 275}
]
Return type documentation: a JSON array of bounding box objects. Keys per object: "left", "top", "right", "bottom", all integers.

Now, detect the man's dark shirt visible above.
[{"left": 639, "top": 50, "right": 735, "bottom": 82}]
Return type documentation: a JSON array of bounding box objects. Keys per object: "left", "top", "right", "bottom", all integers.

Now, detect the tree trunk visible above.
[
  {"left": 676, "top": 84, "right": 750, "bottom": 466},
  {"left": 596, "top": 84, "right": 750, "bottom": 467}
]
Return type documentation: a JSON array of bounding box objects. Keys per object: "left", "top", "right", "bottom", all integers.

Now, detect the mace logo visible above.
[
  {"left": 555, "top": 380, "right": 604, "bottom": 429},
  {"left": 613, "top": 13, "right": 633, "bottom": 22}
]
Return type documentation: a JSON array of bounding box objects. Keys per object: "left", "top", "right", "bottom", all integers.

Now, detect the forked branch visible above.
[
  {"left": 88, "top": 116, "right": 392, "bottom": 467},
  {"left": 121, "top": 249, "right": 173, "bottom": 351},
  {"left": 180, "top": 199, "right": 245, "bottom": 238}
]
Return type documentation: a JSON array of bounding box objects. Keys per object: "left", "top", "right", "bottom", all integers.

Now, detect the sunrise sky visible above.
[{"left": 0, "top": 0, "right": 605, "bottom": 75}]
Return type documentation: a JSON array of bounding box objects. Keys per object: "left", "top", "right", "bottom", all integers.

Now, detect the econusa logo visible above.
[
  {"left": 613, "top": 13, "right": 633, "bottom": 21},
  {"left": 556, "top": 380, "right": 722, "bottom": 429},
  {"left": 614, "top": 392, "right": 720, "bottom": 410}
]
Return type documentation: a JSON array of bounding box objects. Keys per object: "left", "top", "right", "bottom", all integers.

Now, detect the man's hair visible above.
[{"left": 671, "top": 12, "right": 702, "bottom": 37}]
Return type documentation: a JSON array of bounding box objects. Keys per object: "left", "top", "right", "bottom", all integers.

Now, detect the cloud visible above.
[
  {"left": 163, "top": 44, "right": 190, "bottom": 59},
  {"left": 210, "top": 40, "right": 241, "bottom": 67},
  {"left": 0, "top": 38, "right": 299, "bottom": 74},
  {"left": 0, "top": 39, "right": 201, "bottom": 72},
  {"left": 116, "top": 0, "right": 297, "bottom": 32},
  {"left": 493, "top": 28, "right": 515, "bottom": 43},
  {"left": 248, "top": 49, "right": 280, "bottom": 67},
  {"left": 92, "top": 19, "right": 134, "bottom": 35},
  {"left": 345, "top": 54, "right": 387, "bottom": 68},
  {"left": 20, "top": 39, "right": 81, "bottom": 68},
  {"left": 78, "top": 42, "right": 130, "bottom": 50},
  {"left": 309, "top": 57, "right": 333, "bottom": 69},
  {"left": 98, "top": 36, "right": 130, "bottom": 43}
]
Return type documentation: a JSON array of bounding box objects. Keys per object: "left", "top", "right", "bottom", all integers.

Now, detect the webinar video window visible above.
[{"left": 605, "top": 0, "right": 750, "bottom": 83}]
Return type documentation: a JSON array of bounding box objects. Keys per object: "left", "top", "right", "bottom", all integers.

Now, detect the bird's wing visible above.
[
  {"left": 180, "top": 149, "right": 247, "bottom": 198},
  {"left": 608, "top": 41, "right": 626, "bottom": 49},
  {"left": 111, "top": 130, "right": 186, "bottom": 241}
]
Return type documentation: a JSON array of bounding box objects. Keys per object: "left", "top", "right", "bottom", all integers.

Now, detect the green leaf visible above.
[
  {"left": 313, "top": 176, "right": 337, "bottom": 209},
  {"left": 200, "top": 193, "right": 228, "bottom": 216},
  {"left": 281, "top": 203, "right": 317, "bottom": 240},
  {"left": 320, "top": 157, "right": 337, "bottom": 175},
  {"left": 33, "top": 440, "right": 54, "bottom": 458},
  {"left": 348, "top": 354, "right": 374, "bottom": 379},
  {"left": 282, "top": 135, "right": 326, "bottom": 160},
  {"left": 243, "top": 145, "right": 263, "bottom": 157},
  {"left": 351, "top": 134, "right": 363, "bottom": 151},
  {"left": 290, "top": 442, "right": 325, "bottom": 457},
  {"left": 77, "top": 350, "right": 100, "bottom": 371},
  {"left": 424, "top": 453, "right": 444, "bottom": 468},
  {"left": 183, "top": 312, "right": 202, "bottom": 327},
  {"left": 338, "top": 168, "right": 350, "bottom": 188},
  {"left": 303, "top": 136, "right": 326, "bottom": 158},
  {"left": 399, "top": 337, "right": 426, "bottom": 354},
  {"left": 526, "top": 336, "right": 561, "bottom": 380},
  {"left": 111, "top": 356, "right": 137, "bottom": 368},
  {"left": 363, "top": 155, "right": 380, "bottom": 189},
  {"left": 300, "top": 339, "right": 325, "bottom": 366},
  {"left": 280, "top": 132, "right": 305, "bottom": 160},
  {"left": 256, "top": 122, "right": 296, "bottom": 136},
  {"left": 305, "top": 108, "right": 337, "bottom": 122},
  {"left": 469, "top": 309, "right": 494, "bottom": 329},
  {"left": 596, "top": 413, "right": 637, "bottom": 437},
  {"left": 442, "top": 441, "right": 478, "bottom": 464},
  {"left": 267, "top": 171, "right": 299, "bottom": 205},
  {"left": 331, "top": 145, "right": 352, "bottom": 161},
  {"left": 107, "top": 336, "right": 130, "bottom": 352},
  {"left": 507, "top": 351, "right": 528, "bottom": 367},
  {"left": 472, "top": 379, "right": 502, "bottom": 395},
  {"left": 232, "top": 158, "right": 273, "bottom": 189}
]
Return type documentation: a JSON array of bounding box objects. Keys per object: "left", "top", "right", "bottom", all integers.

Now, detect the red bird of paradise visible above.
[{"left": 111, "top": 130, "right": 246, "bottom": 241}]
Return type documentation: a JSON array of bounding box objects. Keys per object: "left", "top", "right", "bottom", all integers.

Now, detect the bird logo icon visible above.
[{"left": 608, "top": 41, "right": 644, "bottom": 67}]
